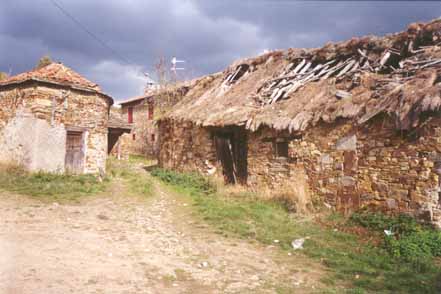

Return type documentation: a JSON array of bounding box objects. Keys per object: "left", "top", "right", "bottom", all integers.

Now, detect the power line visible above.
[{"left": 49, "top": 0, "right": 135, "bottom": 67}]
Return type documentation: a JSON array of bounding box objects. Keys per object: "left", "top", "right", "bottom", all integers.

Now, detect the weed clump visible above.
[{"left": 351, "top": 211, "right": 441, "bottom": 269}]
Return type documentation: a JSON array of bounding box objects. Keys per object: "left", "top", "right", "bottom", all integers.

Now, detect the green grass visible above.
[
  {"left": 128, "top": 154, "right": 155, "bottom": 165},
  {"left": 107, "top": 157, "right": 152, "bottom": 197},
  {"left": 151, "top": 167, "right": 441, "bottom": 294},
  {"left": 351, "top": 211, "right": 441, "bottom": 271},
  {"left": 0, "top": 164, "right": 107, "bottom": 200}
]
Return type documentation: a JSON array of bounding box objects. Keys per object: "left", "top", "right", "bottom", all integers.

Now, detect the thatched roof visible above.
[{"left": 163, "top": 19, "right": 441, "bottom": 132}]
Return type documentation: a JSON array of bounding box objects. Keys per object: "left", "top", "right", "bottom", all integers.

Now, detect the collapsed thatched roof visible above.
[{"left": 163, "top": 19, "right": 441, "bottom": 132}]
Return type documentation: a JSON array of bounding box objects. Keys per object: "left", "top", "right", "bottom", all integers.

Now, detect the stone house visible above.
[
  {"left": 0, "top": 62, "right": 128, "bottom": 173},
  {"left": 119, "top": 92, "right": 157, "bottom": 156},
  {"left": 158, "top": 19, "right": 441, "bottom": 227},
  {"left": 108, "top": 107, "right": 132, "bottom": 160},
  {"left": 118, "top": 83, "right": 192, "bottom": 157}
]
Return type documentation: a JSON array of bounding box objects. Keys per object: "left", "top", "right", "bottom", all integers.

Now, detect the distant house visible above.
[
  {"left": 158, "top": 19, "right": 441, "bottom": 227},
  {"left": 0, "top": 62, "right": 129, "bottom": 173},
  {"left": 118, "top": 82, "right": 194, "bottom": 157},
  {"left": 119, "top": 92, "right": 157, "bottom": 156}
]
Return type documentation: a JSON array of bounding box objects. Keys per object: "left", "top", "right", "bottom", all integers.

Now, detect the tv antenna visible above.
[{"left": 171, "top": 57, "right": 185, "bottom": 77}]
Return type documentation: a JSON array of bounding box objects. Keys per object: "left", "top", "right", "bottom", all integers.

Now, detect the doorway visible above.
[
  {"left": 213, "top": 127, "right": 248, "bottom": 185},
  {"left": 65, "top": 131, "right": 85, "bottom": 173}
]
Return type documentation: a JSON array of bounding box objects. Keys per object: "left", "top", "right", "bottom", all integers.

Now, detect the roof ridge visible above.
[{"left": 0, "top": 61, "right": 113, "bottom": 104}]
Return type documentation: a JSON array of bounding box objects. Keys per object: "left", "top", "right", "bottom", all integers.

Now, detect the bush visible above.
[{"left": 351, "top": 210, "right": 441, "bottom": 267}]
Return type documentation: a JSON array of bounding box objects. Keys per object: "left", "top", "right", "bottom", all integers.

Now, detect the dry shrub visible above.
[
  {"left": 0, "top": 161, "right": 25, "bottom": 175},
  {"left": 210, "top": 169, "right": 313, "bottom": 214},
  {"left": 210, "top": 174, "right": 248, "bottom": 196},
  {"left": 268, "top": 169, "right": 313, "bottom": 214}
]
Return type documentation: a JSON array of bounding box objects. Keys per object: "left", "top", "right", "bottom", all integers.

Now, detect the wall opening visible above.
[
  {"left": 274, "top": 141, "right": 289, "bottom": 158},
  {"left": 213, "top": 127, "right": 248, "bottom": 185},
  {"left": 65, "top": 131, "right": 84, "bottom": 174}
]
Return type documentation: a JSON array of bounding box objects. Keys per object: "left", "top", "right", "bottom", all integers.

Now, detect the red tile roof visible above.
[{"left": 0, "top": 63, "right": 112, "bottom": 103}]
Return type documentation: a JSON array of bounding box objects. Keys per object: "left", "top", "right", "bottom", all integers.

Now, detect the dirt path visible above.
[{"left": 0, "top": 174, "right": 323, "bottom": 293}]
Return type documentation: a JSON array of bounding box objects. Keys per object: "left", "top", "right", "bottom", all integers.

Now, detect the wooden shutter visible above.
[
  {"left": 128, "top": 107, "right": 133, "bottom": 123},
  {"left": 148, "top": 102, "right": 154, "bottom": 120}
]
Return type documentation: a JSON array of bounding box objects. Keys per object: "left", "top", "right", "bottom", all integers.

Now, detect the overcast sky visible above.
[{"left": 0, "top": 0, "right": 440, "bottom": 101}]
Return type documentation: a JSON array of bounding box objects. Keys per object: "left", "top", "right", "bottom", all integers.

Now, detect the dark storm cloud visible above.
[{"left": 0, "top": 0, "right": 439, "bottom": 100}]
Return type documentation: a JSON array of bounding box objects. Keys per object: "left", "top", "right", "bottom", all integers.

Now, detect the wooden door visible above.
[
  {"left": 214, "top": 129, "right": 248, "bottom": 185},
  {"left": 65, "top": 131, "right": 84, "bottom": 173},
  {"left": 215, "top": 135, "right": 236, "bottom": 184}
]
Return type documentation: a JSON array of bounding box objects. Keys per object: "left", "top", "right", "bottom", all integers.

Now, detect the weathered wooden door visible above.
[
  {"left": 214, "top": 128, "right": 248, "bottom": 185},
  {"left": 215, "top": 135, "right": 236, "bottom": 184},
  {"left": 65, "top": 131, "right": 84, "bottom": 173}
]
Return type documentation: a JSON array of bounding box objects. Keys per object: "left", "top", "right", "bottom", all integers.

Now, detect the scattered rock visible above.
[
  {"left": 97, "top": 214, "right": 109, "bottom": 220},
  {"left": 291, "top": 238, "right": 305, "bottom": 250}
]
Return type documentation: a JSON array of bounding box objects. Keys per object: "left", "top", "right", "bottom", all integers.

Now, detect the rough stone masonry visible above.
[{"left": 0, "top": 63, "right": 113, "bottom": 173}]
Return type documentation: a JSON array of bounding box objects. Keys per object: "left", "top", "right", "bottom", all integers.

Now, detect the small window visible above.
[
  {"left": 132, "top": 133, "right": 136, "bottom": 141},
  {"left": 274, "top": 141, "right": 289, "bottom": 158},
  {"left": 148, "top": 102, "right": 154, "bottom": 120},
  {"left": 151, "top": 134, "right": 155, "bottom": 142},
  {"left": 128, "top": 106, "right": 134, "bottom": 123}
]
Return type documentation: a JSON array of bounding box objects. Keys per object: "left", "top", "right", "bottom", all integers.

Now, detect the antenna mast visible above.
[{"left": 171, "top": 56, "right": 185, "bottom": 81}]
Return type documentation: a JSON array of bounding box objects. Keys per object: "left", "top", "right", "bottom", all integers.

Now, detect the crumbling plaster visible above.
[{"left": 0, "top": 84, "right": 110, "bottom": 173}]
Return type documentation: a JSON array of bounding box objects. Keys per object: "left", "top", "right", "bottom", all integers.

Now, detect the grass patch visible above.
[
  {"left": 151, "top": 167, "right": 441, "bottom": 293},
  {"left": 0, "top": 164, "right": 107, "bottom": 200},
  {"left": 351, "top": 211, "right": 441, "bottom": 270},
  {"left": 107, "top": 157, "right": 152, "bottom": 197},
  {"left": 128, "top": 154, "right": 156, "bottom": 165}
]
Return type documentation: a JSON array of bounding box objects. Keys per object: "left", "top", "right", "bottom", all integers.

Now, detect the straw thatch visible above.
[{"left": 163, "top": 19, "right": 441, "bottom": 132}]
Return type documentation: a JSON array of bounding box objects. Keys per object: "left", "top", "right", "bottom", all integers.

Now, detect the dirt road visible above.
[{"left": 0, "top": 176, "right": 323, "bottom": 293}]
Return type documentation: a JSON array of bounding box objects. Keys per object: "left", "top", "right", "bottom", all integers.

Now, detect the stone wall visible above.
[
  {"left": 121, "top": 101, "right": 157, "bottom": 156},
  {"left": 0, "top": 83, "right": 110, "bottom": 173},
  {"left": 158, "top": 115, "right": 441, "bottom": 227},
  {"left": 158, "top": 120, "right": 217, "bottom": 174}
]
